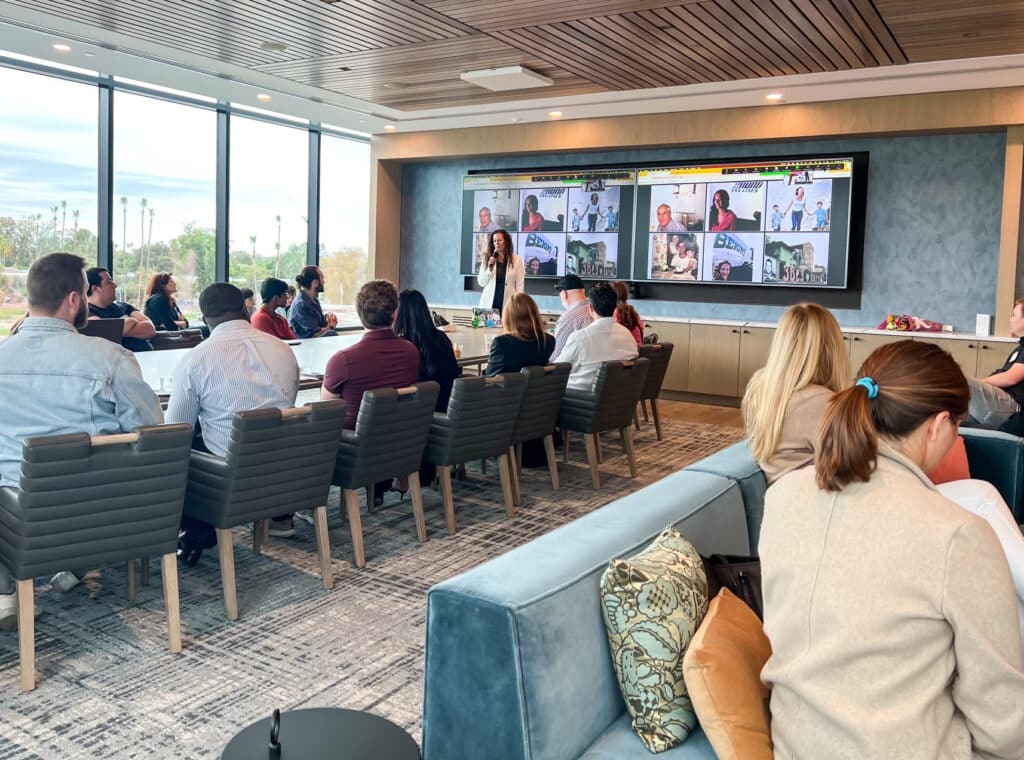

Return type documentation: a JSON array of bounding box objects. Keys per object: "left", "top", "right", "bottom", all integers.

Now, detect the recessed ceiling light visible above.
[
  {"left": 52, "top": 43, "right": 71, "bottom": 52},
  {"left": 83, "top": 52, "right": 95, "bottom": 57},
  {"left": 765, "top": 93, "right": 783, "bottom": 102},
  {"left": 259, "top": 40, "right": 288, "bottom": 52},
  {"left": 548, "top": 111, "right": 563, "bottom": 119},
  {"left": 383, "top": 125, "right": 396, "bottom": 131},
  {"left": 256, "top": 93, "right": 272, "bottom": 102}
]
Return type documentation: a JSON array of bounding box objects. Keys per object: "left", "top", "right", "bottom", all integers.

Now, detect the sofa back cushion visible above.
[{"left": 423, "top": 470, "right": 750, "bottom": 760}]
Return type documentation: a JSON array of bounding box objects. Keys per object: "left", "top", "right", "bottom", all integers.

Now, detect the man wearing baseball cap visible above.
[{"left": 553, "top": 274, "right": 592, "bottom": 356}]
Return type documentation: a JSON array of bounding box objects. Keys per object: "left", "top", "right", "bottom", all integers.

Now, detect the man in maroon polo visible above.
[{"left": 321, "top": 279, "right": 419, "bottom": 430}]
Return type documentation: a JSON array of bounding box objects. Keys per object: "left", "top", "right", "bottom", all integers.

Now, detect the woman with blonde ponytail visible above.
[
  {"left": 760, "top": 340, "right": 1024, "bottom": 759},
  {"left": 741, "top": 302, "right": 850, "bottom": 484}
]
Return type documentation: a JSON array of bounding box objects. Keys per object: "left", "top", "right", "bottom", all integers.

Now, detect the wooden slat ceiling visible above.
[{"left": 6, "top": 0, "right": 1024, "bottom": 111}]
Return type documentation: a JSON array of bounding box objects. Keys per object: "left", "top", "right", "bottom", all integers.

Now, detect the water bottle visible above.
[{"left": 471, "top": 313, "right": 479, "bottom": 329}]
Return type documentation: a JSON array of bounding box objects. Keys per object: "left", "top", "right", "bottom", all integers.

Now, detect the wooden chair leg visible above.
[
  {"left": 651, "top": 398, "right": 664, "bottom": 441},
  {"left": 633, "top": 407, "right": 641, "bottom": 432},
  {"left": 344, "top": 489, "right": 366, "bottom": 568},
  {"left": 642, "top": 399, "right": 650, "bottom": 423},
  {"left": 497, "top": 453, "right": 516, "bottom": 518},
  {"left": 583, "top": 433, "right": 601, "bottom": 489},
  {"left": 17, "top": 579, "right": 34, "bottom": 691},
  {"left": 252, "top": 519, "right": 266, "bottom": 555},
  {"left": 593, "top": 433, "right": 603, "bottom": 464},
  {"left": 313, "top": 505, "right": 334, "bottom": 589},
  {"left": 140, "top": 557, "right": 151, "bottom": 587},
  {"left": 508, "top": 446, "right": 522, "bottom": 506},
  {"left": 126, "top": 558, "right": 137, "bottom": 602},
  {"left": 215, "top": 528, "right": 239, "bottom": 621},
  {"left": 543, "top": 434, "right": 560, "bottom": 491},
  {"left": 408, "top": 471, "right": 428, "bottom": 544},
  {"left": 161, "top": 552, "right": 182, "bottom": 653},
  {"left": 621, "top": 426, "right": 638, "bottom": 478},
  {"left": 439, "top": 465, "right": 456, "bottom": 535}
]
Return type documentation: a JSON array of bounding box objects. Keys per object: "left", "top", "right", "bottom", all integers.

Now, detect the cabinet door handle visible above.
[
  {"left": 742, "top": 329, "right": 750, "bottom": 334},
  {"left": 853, "top": 336, "right": 861, "bottom": 342},
  {"left": 981, "top": 344, "right": 989, "bottom": 350},
  {"left": 842, "top": 335, "right": 850, "bottom": 341},
  {"left": 731, "top": 328, "right": 739, "bottom": 334},
  {"left": 968, "top": 344, "right": 976, "bottom": 349}
]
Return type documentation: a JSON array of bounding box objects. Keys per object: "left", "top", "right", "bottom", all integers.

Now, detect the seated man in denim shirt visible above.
[
  {"left": 289, "top": 265, "right": 338, "bottom": 339},
  {"left": 0, "top": 253, "right": 163, "bottom": 626}
]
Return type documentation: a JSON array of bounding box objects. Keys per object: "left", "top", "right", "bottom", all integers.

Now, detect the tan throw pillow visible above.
[
  {"left": 682, "top": 588, "right": 773, "bottom": 760},
  {"left": 600, "top": 526, "right": 709, "bottom": 753}
]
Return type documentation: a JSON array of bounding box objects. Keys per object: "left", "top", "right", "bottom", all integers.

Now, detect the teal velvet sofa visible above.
[{"left": 422, "top": 427, "right": 1024, "bottom": 759}]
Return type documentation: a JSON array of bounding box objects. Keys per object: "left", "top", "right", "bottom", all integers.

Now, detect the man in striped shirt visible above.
[
  {"left": 167, "top": 283, "right": 300, "bottom": 546},
  {"left": 553, "top": 274, "right": 592, "bottom": 357}
]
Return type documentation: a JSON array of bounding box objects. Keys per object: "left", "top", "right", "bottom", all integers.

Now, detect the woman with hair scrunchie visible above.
[{"left": 759, "top": 339, "right": 1024, "bottom": 759}]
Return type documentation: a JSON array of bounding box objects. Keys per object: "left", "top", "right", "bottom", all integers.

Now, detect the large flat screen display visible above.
[
  {"left": 461, "top": 169, "right": 636, "bottom": 278},
  {"left": 632, "top": 155, "right": 863, "bottom": 288}
]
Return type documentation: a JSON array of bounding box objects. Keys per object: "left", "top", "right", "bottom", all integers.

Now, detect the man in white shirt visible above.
[
  {"left": 166, "top": 283, "right": 300, "bottom": 551},
  {"left": 551, "top": 282, "right": 638, "bottom": 391},
  {"left": 552, "top": 274, "right": 592, "bottom": 357}
]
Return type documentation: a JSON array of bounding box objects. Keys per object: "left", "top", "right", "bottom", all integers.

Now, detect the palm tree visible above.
[
  {"left": 249, "top": 234, "right": 257, "bottom": 290},
  {"left": 120, "top": 196, "right": 128, "bottom": 256},
  {"left": 138, "top": 198, "right": 148, "bottom": 303},
  {"left": 60, "top": 200, "right": 67, "bottom": 244},
  {"left": 274, "top": 214, "right": 282, "bottom": 277}
]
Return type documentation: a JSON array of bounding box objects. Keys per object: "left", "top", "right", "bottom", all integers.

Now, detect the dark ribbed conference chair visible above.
[
  {"left": 0, "top": 423, "right": 193, "bottom": 691},
  {"left": 150, "top": 329, "right": 204, "bottom": 351},
  {"left": 557, "top": 358, "right": 650, "bottom": 489},
  {"left": 331, "top": 382, "right": 440, "bottom": 568},
  {"left": 507, "top": 363, "right": 571, "bottom": 505},
  {"left": 182, "top": 401, "right": 345, "bottom": 621},
  {"left": 635, "top": 342, "right": 675, "bottom": 440},
  {"left": 424, "top": 374, "right": 526, "bottom": 533}
]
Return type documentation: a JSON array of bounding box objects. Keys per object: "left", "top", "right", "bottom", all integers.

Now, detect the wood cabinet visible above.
[
  {"left": 737, "top": 327, "right": 774, "bottom": 396},
  {"left": 645, "top": 321, "right": 690, "bottom": 392},
  {"left": 977, "top": 341, "right": 1013, "bottom": 377},
  {"left": 846, "top": 332, "right": 902, "bottom": 369},
  {"left": 912, "top": 336, "right": 981, "bottom": 379},
  {"left": 687, "top": 324, "right": 742, "bottom": 396}
]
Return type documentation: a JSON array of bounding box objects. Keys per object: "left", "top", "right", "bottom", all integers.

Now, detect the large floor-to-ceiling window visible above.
[
  {"left": 0, "top": 56, "right": 371, "bottom": 337},
  {"left": 0, "top": 65, "right": 98, "bottom": 334},
  {"left": 113, "top": 91, "right": 217, "bottom": 322},
  {"left": 228, "top": 115, "right": 309, "bottom": 299},
  {"left": 319, "top": 132, "right": 371, "bottom": 327}
]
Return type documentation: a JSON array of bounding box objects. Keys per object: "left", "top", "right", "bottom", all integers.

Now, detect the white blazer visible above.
[{"left": 477, "top": 254, "right": 525, "bottom": 310}]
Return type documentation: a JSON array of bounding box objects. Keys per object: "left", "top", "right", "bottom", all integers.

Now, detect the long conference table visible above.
[{"left": 135, "top": 325, "right": 503, "bottom": 396}]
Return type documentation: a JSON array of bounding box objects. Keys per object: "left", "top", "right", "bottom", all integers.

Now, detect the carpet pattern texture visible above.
[{"left": 0, "top": 419, "right": 743, "bottom": 759}]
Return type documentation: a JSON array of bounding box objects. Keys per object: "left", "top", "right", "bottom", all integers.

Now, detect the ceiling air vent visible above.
[{"left": 460, "top": 66, "right": 553, "bottom": 91}]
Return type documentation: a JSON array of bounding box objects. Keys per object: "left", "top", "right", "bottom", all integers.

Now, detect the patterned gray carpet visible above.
[{"left": 0, "top": 418, "right": 743, "bottom": 759}]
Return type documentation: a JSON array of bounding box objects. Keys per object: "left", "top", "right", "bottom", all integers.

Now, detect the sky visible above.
[{"left": 0, "top": 65, "right": 369, "bottom": 258}]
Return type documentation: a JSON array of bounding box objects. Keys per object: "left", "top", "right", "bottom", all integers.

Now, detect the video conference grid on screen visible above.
[
  {"left": 462, "top": 157, "right": 856, "bottom": 288},
  {"left": 465, "top": 170, "right": 634, "bottom": 279},
  {"left": 637, "top": 158, "right": 854, "bottom": 288}
]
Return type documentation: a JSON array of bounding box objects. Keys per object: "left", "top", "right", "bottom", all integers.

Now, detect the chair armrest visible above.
[
  {"left": 0, "top": 486, "right": 21, "bottom": 526},
  {"left": 961, "top": 428, "right": 1024, "bottom": 521}
]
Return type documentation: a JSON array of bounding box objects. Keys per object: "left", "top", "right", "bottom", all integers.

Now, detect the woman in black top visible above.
[
  {"left": 394, "top": 289, "right": 462, "bottom": 491},
  {"left": 394, "top": 289, "right": 462, "bottom": 412},
  {"left": 144, "top": 272, "right": 188, "bottom": 331},
  {"left": 484, "top": 292, "right": 554, "bottom": 376}
]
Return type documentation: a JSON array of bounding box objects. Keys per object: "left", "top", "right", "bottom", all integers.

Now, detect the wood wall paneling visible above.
[{"left": 996, "top": 126, "right": 1024, "bottom": 335}]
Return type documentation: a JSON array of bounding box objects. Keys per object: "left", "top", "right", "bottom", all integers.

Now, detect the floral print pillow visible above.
[{"left": 600, "top": 527, "right": 709, "bottom": 753}]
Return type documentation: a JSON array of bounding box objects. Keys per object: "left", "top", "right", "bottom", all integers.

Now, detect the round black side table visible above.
[{"left": 222, "top": 708, "right": 421, "bottom": 760}]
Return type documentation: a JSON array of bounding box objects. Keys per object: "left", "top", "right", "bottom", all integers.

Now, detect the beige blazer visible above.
[
  {"left": 760, "top": 445, "right": 1024, "bottom": 759},
  {"left": 759, "top": 383, "right": 832, "bottom": 485}
]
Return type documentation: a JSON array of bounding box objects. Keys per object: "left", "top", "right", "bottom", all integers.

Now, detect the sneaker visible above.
[
  {"left": 50, "top": 571, "right": 81, "bottom": 593},
  {"left": 293, "top": 510, "right": 315, "bottom": 527},
  {"left": 0, "top": 592, "right": 15, "bottom": 631},
  {"left": 268, "top": 518, "right": 296, "bottom": 538}
]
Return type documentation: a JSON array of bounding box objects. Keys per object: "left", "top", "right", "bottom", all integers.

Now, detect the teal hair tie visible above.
[{"left": 856, "top": 377, "right": 879, "bottom": 399}]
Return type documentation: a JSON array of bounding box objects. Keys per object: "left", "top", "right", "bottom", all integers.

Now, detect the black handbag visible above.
[{"left": 702, "top": 554, "right": 763, "bottom": 620}]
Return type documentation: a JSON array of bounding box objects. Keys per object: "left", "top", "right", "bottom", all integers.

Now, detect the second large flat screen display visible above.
[{"left": 633, "top": 156, "right": 859, "bottom": 288}]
